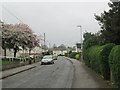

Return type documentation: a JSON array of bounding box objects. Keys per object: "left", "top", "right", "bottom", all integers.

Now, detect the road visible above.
[
  {"left": 2, "top": 56, "right": 111, "bottom": 88},
  {"left": 2, "top": 56, "right": 73, "bottom": 88}
]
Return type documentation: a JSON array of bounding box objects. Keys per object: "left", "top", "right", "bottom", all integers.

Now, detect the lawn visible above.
[{"left": 0, "top": 59, "right": 20, "bottom": 65}]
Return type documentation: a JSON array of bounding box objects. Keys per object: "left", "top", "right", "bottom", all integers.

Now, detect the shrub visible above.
[
  {"left": 69, "top": 52, "right": 77, "bottom": 59},
  {"left": 83, "top": 48, "right": 91, "bottom": 67},
  {"left": 83, "top": 43, "right": 115, "bottom": 79},
  {"left": 75, "top": 54, "right": 80, "bottom": 60},
  {"left": 83, "top": 45, "right": 101, "bottom": 72},
  {"left": 99, "top": 43, "right": 115, "bottom": 80},
  {"left": 88, "top": 46, "right": 101, "bottom": 74},
  {"left": 109, "top": 45, "right": 120, "bottom": 88},
  {"left": 65, "top": 53, "right": 69, "bottom": 57},
  {"left": 69, "top": 52, "right": 80, "bottom": 60}
]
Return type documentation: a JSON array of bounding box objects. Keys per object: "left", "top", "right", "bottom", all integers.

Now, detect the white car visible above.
[{"left": 41, "top": 55, "right": 54, "bottom": 65}]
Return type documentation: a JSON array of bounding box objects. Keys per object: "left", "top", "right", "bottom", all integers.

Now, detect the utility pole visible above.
[{"left": 77, "top": 25, "right": 83, "bottom": 62}]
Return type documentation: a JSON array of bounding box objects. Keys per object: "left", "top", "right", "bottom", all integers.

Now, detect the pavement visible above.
[
  {"left": 0, "top": 62, "right": 40, "bottom": 79},
  {"left": 65, "top": 57, "right": 112, "bottom": 88}
]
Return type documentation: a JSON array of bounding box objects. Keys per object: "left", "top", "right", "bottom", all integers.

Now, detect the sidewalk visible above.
[
  {"left": 65, "top": 57, "right": 112, "bottom": 88},
  {"left": 0, "top": 62, "right": 40, "bottom": 79}
]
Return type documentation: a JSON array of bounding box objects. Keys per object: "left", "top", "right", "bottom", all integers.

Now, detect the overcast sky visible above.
[{"left": 2, "top": 1, "right": 110, "bottom": 47}]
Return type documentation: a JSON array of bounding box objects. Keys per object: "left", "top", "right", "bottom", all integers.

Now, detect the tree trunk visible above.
[
  {"left": 4, "top": 48, "right": 6, "bottom": 57},
  {"left": 14, "top": 48, "right": 17, "bottom": 57},
  {"left": 29, "top": 49, "right": 32, "bottom": 64},
  {"left": 29, "top": 49, "right": 31, "bottom": 55}
]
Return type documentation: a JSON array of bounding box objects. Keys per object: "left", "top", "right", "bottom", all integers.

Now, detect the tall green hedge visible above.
[
  {"left": 88, "top": 46, "right": 101, "bottom": 74},
  {"left": 99, "top": 43, "right": 115, "bottom": 80},
  {"left": 83, "top": 43, "right": 115, "bottom": 80},
  {"left": 109, "top": 45, "right": 120, "bottom": 88},
  {"left": 83, "top": 45, "right": 101, "bottom": 73},
  {"left": 83, "top": 48, "right": 91, "bottom": 67}
]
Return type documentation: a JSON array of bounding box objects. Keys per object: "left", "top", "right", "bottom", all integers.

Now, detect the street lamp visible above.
[{"left": 77, "top": 25, "right": 83, "bottom": 62}]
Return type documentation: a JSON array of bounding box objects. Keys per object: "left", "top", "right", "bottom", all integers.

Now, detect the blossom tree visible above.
[{"left": 1, "top": 22, "right": 40, "bottom": 57}]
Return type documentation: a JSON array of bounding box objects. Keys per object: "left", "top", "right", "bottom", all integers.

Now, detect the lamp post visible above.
[{"left": 77, "top": 25, "right": 83, "bottom": 62}]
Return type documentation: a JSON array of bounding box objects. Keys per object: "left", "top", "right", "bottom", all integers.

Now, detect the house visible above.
[
  {"left": 52, "top": 44, "right": 77, "bottom": 56},
  {"left": 52, "top": 44, "right": 67, "bottom": 56},
  {"left": 1, "top": 46, "right": 43, "bottom": 58},
  {"left": 53, "top": 48, "right": 67, "bottom": 56}
]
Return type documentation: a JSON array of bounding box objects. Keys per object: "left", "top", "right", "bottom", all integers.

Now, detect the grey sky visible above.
[{"left": 2, "top": 2, "right": 109, "bottom": 47}]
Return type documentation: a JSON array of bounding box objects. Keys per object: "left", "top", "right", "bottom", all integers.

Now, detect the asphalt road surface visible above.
[
  {"left": 2, "top": 56, "right": 73, "bottom": 88},
  {"left": 2, "top": 56, "right": 111, "bottom": 88}
]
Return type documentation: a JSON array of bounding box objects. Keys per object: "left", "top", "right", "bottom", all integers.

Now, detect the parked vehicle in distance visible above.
[
  {"left": 58, "top": 54, "right": 64, "bottom": 56},
  {"left": 41, "top": 55, "right": 54, "bottom": 65},
  {"left": 53, "top": 55, "right": 58, "bottom": 60}
]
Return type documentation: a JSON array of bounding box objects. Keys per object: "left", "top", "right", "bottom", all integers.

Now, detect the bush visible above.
[
  {"left": 83, "top": 43, "right": 115, "bottom": 77},
  {"left": 83, "top": 48, "right": 91, "bottom": 67},
  {"left": 83, "top": 45, "right": 101, "bottom": 72},
  {"left": 99, "top": 43, "right": 115, "bottom": 80},
  {"left": 88, "top": 46, "right": 101, "bottom": 74},
  {"left": 75, "top": 54, "right": 80, "bottom": 60},
  {"left": 65, "top": 53, "right": 69, "bottom": 57},
  {"left": 109, "top": 45, "right": 120, "bottom": 88},
  {"left": 69, "top": 52, "right": 80, "bottom": 60},
  {"left": 69, "top": 52, "right": 77, "bottom": 59}
]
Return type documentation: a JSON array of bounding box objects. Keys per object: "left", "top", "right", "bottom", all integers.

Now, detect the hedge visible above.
[
  {"left": 83, "top": 45, "right": 101, "bottom": 73},
  {"left": 87, "top": 45, "right": 102, "bottom": 74},
  {"left": 83, "top": 48, "right": 91, "bottom": 67},
  {"left": 99, "top": 43, "right": 115, "bottom": 80},
  {"left": 83, "top": 43, "right": 115, "bottom": 80},
  {"left": 109, "top": 45, "right": 120, "bottom": 88},
  {"left": 69, "top": 52, "right": 80, "bottom": 60}
]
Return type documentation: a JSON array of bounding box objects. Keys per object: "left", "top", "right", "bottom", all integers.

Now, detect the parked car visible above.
[
  {"left": 41, "top": 55, "right": 54, "bottom": 65},
  {"left": 53, "top": 55, "right": 58, "bottom": 60},
  {"left": 58, "top": 54, "right": 64, "bottom": 56}
]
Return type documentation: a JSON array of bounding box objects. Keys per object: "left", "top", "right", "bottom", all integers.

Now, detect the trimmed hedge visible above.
[
  {"left": 83, "top": 43, "right": 115, "bottom": 80},
  {"left": 83, "top": 48, "right": 91, "bottom": 67},
  {"left": 87, "top": 45, "right": 101, "bottom": 74},
  {"left": 109, "top": 45, "right": 120, "bottom": 88},
  {"left": 99, "top": 43, "right": 115, "bottom": 80}
]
